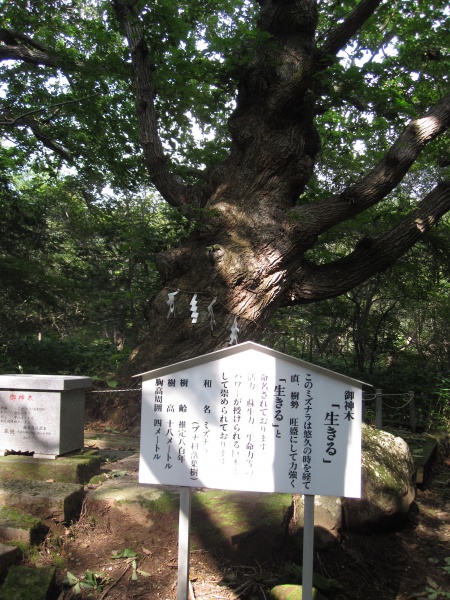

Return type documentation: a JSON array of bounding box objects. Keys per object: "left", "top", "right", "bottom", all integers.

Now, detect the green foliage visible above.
[
  {"left": 0, "top": 0, "right": 261, "bottom": 185},
  {"left": 266, "top": 206, "right": 450, "bottom": 428},
  {"left": 63, "top": 569, "right": 107, "bottom": 594},
  {"left": 1, "top": 0, "right": 142, "bottom": 191},
  {"left": 4, "top": 0, "right": 445, "bottom": 190},
  {"left": 0, "top": 171, "right": 189, "bottom": 376},
  {"left": 443, "top": 557, "right": 450, "bottom": 575},
  {"left": 0, "top": 336, "right": 127, "bottom": 378},
  {"left": 426, "top": 577, "right": 450, "bottom": 600},
  {"left": 427, "top": 376, "right": 450, "bottom": 428},
  {"left": 305, "top": 0, "right": 450, "bottom": 207},
  {"left": 1, "top": 0, "right": 450, "bottom": 411},
  {"left": 111, "top": 547, "right": 138, "bottom": 559},
  {"left": 110, "top": 548, "right": 151, "bottom": 580}
]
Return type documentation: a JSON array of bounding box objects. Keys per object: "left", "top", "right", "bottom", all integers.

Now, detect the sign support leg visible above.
[
  {"left": 302, "top": 494, "right": 315, "bottom": 600},
  {"left": 177, "top": 486, "right": 192, "bottom": 600}
]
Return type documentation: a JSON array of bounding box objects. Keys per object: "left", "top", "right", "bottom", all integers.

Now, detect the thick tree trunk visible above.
[
  {"left": 114, "top": 0, "right": 450, "bottom": 381},
  {"left": 123, "top": 191, "right": 309, "bottom": 377},
  {"left": 118, "top": 0, "right": 322, "bottom": 376}
]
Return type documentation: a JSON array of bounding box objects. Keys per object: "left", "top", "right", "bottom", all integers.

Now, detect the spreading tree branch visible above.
[
  {"left": 25, "top": 117, "right": 75, "bottom": 163},
  {"left": 318, "top": 0, "right": 384, "bottom": 61},
  {"left": 294, "top": 91, "right": 450, "bottom": 240},
  {"left": 263, "top": 0, "right": 383, "bottom": 115},
  {"left": 1, "top": 95, "right": 100, "bottom": 165},
  {"left": 112, "top": 0, "right": 203, "bottom": 209},
  {"left": 0, "top": 28, "right": 47, "bottom": 51},
  {"left": 0, "top": 43, "right": 62, "bottom": 67},
  {"left": 286, "top": 181, "right": 450, "bottom": 304},
  {"left": 259, "top": 0, "right": 318, "bottom": 116},
  {"left": 262, "top": 0, "right": 383, "bottom": 117},
  {"left": 0, "top": 28, "right": 83, "bottom": 69},
  {"left": 0, "top": 95, "right": 99, "bottom": 127}
]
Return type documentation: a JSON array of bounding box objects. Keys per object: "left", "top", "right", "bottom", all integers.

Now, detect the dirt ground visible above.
[{"left": 33, "top": 442, "right": 450, "bottom": 600}]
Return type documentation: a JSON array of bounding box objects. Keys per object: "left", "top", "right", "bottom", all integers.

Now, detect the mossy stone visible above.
[
  {"left": 0, "top": 453, "right": 102, "bottom": 484},
  {"left": 269, "top": 584, "right": 326, "bottom": 600},
  {"left": 0, "top": 565, "right": 56, "bottom": 600},
  {"left": 0, "top": 480, "right": 84, "bottom": 523},
  {"left": 342, "top": 425, "right": 416, "bottom": 531},
  {"left": 276, "top": 562, "right": 343, "bottom": 595},
  {"left": 0, "top": 543, "right": 22, "bottom": 575},
  {"left": 0, "top": 507, "right": 48, "bottom": 545}
]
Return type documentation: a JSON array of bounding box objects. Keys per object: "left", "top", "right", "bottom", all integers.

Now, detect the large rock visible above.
[
  {"left": 296, "top": 495, "right": 342, "bottom": 550},
  {"left": 0, "top": 543, "right": 21, "bottom": 575},
  {"left": 269, "top": 584, "right": 326, "bottom": 600},
  {"left": 0, "top": 565, "right": 57, "bottom": 600},
  {"left": 294, "top": 425, "right": 416, "bottom": 541},
  {"left": 342, "top": 424, "right": 416, "bottom": 532},
  {"left": 0, "top": 480, "right": 84, "bottom": 523},
  {"left": 0, "top": 452, "right": 102, "bottom": 485},
  {"left": 0, "top": 507, "right": 48, "bottom": 545}
]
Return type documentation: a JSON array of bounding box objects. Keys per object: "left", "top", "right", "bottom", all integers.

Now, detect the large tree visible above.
[{"left": 1, "top": 0, "right": 449, "bottom": 377}]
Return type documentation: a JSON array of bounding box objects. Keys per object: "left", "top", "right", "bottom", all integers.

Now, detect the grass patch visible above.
[{"left": 137, "top": 491, "right": 178, "bottom": 513}]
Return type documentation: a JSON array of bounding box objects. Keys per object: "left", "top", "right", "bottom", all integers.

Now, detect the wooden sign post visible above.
[
  {"left": 136, "top": 342, "right": 365, "bottom": 599},
  {"left": 177, "top": 487, "right": 192, "bottom": 600},
  {"left": 302, "top": 495, "right": 315, "bottom": 600}
]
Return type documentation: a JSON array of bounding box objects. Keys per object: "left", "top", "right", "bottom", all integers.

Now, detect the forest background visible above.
[{"left": 1, "top": 0, "right": 450, "bottom": 429}]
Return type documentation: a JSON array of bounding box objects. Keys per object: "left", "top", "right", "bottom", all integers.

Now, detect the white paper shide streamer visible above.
[
  {"left": 165, "top": 290, "right": 237, "bottom": 340},
  {"left": 190, "top": 294, "right": 199, "bottom": 323},
  {"left": 167, "top": 290, "right": 179, "bottom": 318},
  {"left": 229, "top": 316, "right": 239, "bottom": 345}
]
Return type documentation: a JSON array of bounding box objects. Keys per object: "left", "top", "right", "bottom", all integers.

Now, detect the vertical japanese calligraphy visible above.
[
  {"left": 303, "top": 374, "right": 313, "bottom": 490},
  {"left": 139, "top": 344, "right": 362, "bottom": 498}
]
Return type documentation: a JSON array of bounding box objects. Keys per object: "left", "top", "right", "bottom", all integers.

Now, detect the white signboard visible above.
[{"left": 139, "top": 343, "right": 363, "bottom": 498}]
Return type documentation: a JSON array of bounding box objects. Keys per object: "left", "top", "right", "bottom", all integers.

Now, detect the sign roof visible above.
[{"left": 134, "top": 341, "right": 370, "bottom": 387}]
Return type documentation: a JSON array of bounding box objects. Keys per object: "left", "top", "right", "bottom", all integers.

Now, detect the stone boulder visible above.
[
  {"left": 269, "top": 585, "right": 326, "bottom": 600},
  {"left": 342, "top": 424, "right": 416, "bottom": 532},
  {"left": 294, "top": 425, "right": 416, "bottom": 543}
]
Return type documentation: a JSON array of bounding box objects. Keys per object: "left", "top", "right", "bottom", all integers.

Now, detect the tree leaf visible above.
[
  {"left": 63, "top": 572, "right": 79, "bottom": 586},
  {"left": 112, "top": 547, "right": 138, "bottom": 559}
]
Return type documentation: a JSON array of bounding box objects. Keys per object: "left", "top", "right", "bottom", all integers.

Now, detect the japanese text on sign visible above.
[{"left": 139, "top": 346, "right": 362, "bottom": 498}]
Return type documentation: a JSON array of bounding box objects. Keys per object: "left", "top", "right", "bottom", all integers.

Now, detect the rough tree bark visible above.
[{"left": 110, "top": 0, "right": 450, "bottom": 379}]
